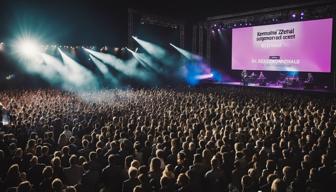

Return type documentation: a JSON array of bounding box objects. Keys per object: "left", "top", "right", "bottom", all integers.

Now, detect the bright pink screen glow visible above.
[{"left": 232, "top": 18, "right": 333, "bottom": 72}]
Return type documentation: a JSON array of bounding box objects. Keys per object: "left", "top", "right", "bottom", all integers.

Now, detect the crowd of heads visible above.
[{"left": 0, "top": 87, "right": 335, "bottom": 192}]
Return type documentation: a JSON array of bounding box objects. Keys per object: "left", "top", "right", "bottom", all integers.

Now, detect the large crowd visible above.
[{"left": 0, "top": 87, "right": 335, "bottom": 192}]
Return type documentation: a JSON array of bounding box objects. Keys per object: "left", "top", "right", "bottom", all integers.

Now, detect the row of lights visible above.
[
  {"left": 0, "top": 42, "right": 121, "bottom": 52},
  {"left": 291, "top": 11, "right": 305, "bottom": 20},
  {"left": 211, "top": 11, "right": 306, "bottom": 33}
]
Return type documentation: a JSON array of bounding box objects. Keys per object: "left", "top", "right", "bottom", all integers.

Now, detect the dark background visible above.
[{"left": 0, "top": 0, "right": 319, "bottom": 47}]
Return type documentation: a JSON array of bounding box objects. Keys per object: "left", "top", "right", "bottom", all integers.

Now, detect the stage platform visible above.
[{"left": 206, "top": 81, "right": 335, "bottom": 94}]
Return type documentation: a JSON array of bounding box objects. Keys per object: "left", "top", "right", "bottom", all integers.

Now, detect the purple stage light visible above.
[
  {"left": 301, "top": 12, "right": 304, "bottom": 16},
  {"left": 292, "top": 13, "right": 296, "bottom": 18}
]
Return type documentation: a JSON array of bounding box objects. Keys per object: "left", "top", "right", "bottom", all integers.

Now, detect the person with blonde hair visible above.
[{"left": 271, "top": 178, "right": 286, "bottom": 192}]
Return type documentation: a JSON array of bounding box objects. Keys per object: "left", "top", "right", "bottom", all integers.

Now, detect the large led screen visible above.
[{"left": 232, "top": 18, "right": 333, "bottom": 72}]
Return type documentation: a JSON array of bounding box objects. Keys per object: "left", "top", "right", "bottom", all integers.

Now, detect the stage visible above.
[{"left": 206, "top": 81, "right": 334, "bottom": 94}]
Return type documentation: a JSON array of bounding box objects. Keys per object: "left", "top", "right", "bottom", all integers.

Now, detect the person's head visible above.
[
  {"left": 211, "top": 157, "right": 219, "bottom": 170},
  {"left": 156, "top": 149, "right": 164, "bottom": 159},
  {"left": 30, "top": 156, "right": 38, "bottom": 166},
  {"left": 188, "top": 142, "right": 196, "bottom": 151},
  {"left": 69, "top": 136, "right": 76, "bottom": 144},
  {"left": 108, "top": 154, "right": 118, "bottom": 166},
  {"left": 133, "top": 185, "right": 142, "bottom": 192},
  {"left": 177, "top": 173, "right": 189, "bottom": 187},
  {"left": 53, "top": 151, "right": 61, "bottom": 158},
  {"left": 42, "top": 166, "right": 54, "bottom": 179},
  {"left": 64, "top": 125, "right": 69, "bottom": 131},
  {"left": 309, "top": 168, "right": 317, "bottom": 180},
  {"left": 124, "top": 155, "right": 134, "bottom": 168},
  {"left": 282, "top": 166, "right": 292, "bottom": 180},
  {"left": 202, "top": 149, "right": 212, "bottom": 161},
  {"left": 150, "top": 157, "right": 161, "bottom": 172},
  {"left": 41, "top": 146, "right": 49, "bottom": 156},
  {"left": 138, "top": 174, "right": 147, "bottom": 185},
  {"left": 248, "top": 168, "right": 256, "bottom": 178},
  {"left": 78, "top": 156, "right": 86, "bottom": 165},
  {"left": 131, "top": 160, "right": 140, "bottom": 169},
  {"left": 89, "top": 151, "right": 97, "bottom": 162},
  {"left": 82, "top": 162, "right": 90, "bottom": 171},
  {"left": 128, "top": 167, "right": 138, "bottom": 179},
  {"left": 69, "top": 155, "right": 78, "bottom": 166},
  {"left": 17, "top": 181, "right": 32, "bottom": 192},
  {"left": 62, "top": 146, "right": 70, "bottom": 155},
  {"left": 267, "top": 174, "right": 278, "bottom": 184},
  {"left": 138, "top": 165, "right": 148, "bottom": 175},
  {"left": 26, "top": 139, "right": 36, "bottom": 150},
  {"left": 177, "top": 152, "right": 186, "bottom": 165},
  {"left": 52, "top": 178, "right": 64, "bottom": 192},
  {"left": 65, "top": 186, "right": 77, "bottom": 192},
  {"left": 321, "top": 154, "right": 328, "bottom": 166},
  {"left": 266, "top": 159, "right": 276, "bottom": 171},
  {"left": 82, "top": 139, "right": 89, "bottom": 148},
  {"left": 51, "top": 157, "right": 61, "bottom": 167},
  {"left": 193, "top": 154, "right": 202, "bottom": 165},
  {"left": 15, "top": 148, "right": 23, "bottom": 158},
  {"left": 271, "top": 178, "right": 286, "bottom": 192},
  {"left": 241, "top": 175, "right": 251, "bottom": 190},
  {"left": 163, "top": 164, "right": 175, "bottom": 179},
  {"left": 160, "top": 176, "right": 170, "bottom": 188}
]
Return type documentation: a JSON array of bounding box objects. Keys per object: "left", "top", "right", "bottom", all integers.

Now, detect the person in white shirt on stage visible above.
[{"left": 258, "top": 72, "right": 266, "bottom": 85}]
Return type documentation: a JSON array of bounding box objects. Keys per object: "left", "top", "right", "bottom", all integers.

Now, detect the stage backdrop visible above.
[{"left": 232, "top": 18, "right": 333, "bottom": 72}]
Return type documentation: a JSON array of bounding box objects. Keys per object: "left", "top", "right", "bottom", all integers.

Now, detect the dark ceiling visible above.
[{"left": 0, "top": 0, "right": 325, "bottom": 46}]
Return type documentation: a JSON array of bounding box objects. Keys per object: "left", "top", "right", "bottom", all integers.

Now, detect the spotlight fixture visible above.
[{"left": 16, "top": 38, "right": 41, "bottom": 57}]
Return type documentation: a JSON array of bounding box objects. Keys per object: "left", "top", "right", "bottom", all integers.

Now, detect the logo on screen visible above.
[{"left": 269, "top": 56, "right": 280, "bottom": 59}]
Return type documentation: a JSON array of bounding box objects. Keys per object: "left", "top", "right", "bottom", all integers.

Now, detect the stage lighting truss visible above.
[
  {"left": 207, "top": 2, "right": 335, "bottom": 30},
  {"left": 140, "top": 15, "right": 180, "bottom": 29}
]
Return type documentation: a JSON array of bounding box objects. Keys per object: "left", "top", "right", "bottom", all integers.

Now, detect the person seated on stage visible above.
[
  {"left": 258, "top": 72, "right": 266, "bottom": 85},
  {"left": 249, "top": 72, "right": 257, "bottom": 83},
  {"left": 304, "top": 73, "right": 314, "bottom": 89},
  {"left": 241, "top": 70, "right": 247, "bottom": 79},
  {"left": 258, "top": 72, "right": 265, "bottom": 80},
  {"left": 305, "top": 73, "right": 313, "bottom": 84}
]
